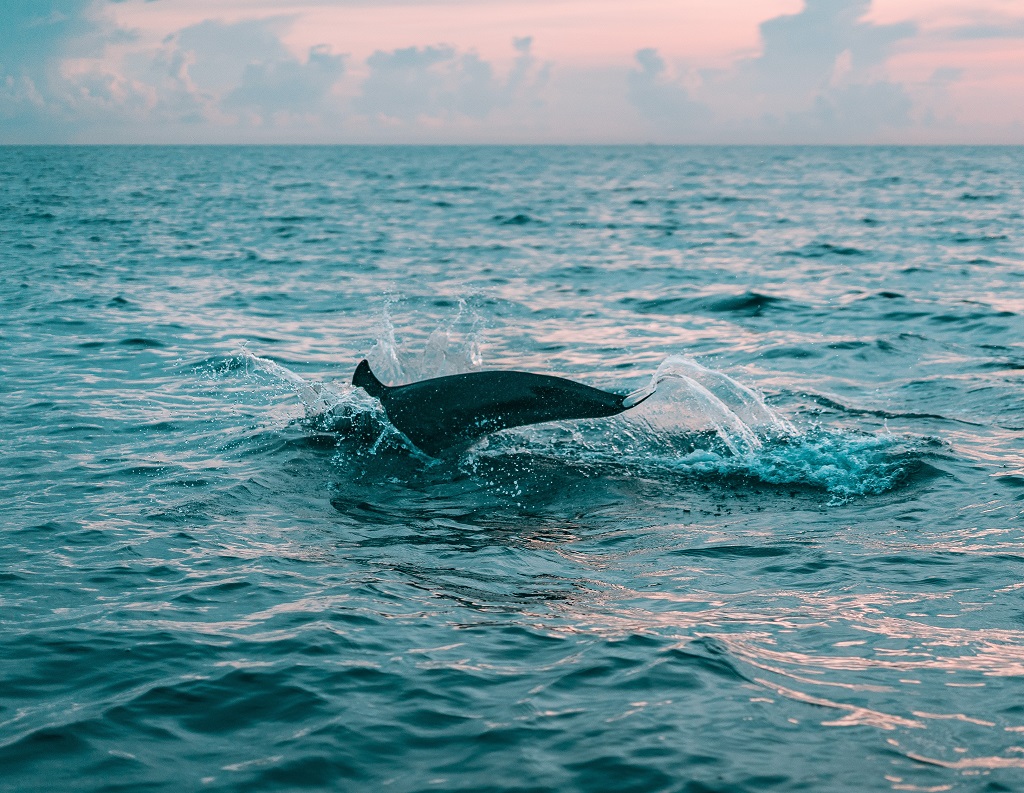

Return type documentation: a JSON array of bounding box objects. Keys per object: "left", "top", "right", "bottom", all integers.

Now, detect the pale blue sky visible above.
[{"left": 1, "top": 0, "right": 1022, "bottom": 144}]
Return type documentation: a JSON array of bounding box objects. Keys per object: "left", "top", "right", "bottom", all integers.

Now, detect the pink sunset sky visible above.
[{"left": 2, "top": 0, "right": 1022, "bottom": 143}]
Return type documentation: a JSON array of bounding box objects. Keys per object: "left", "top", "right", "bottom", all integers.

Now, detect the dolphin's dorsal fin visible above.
[{"left": 352, "top": 359, "right": 386, "bottom": 399}]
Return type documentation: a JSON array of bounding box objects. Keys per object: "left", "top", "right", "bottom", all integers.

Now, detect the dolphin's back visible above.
[{"left": 351, "top": 361, "right": 632, "bottom": 456}]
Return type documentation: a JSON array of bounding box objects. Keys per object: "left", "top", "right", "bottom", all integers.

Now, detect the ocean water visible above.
[{"left": 1, "top": 145, "right": 1023, "bottom": 792}]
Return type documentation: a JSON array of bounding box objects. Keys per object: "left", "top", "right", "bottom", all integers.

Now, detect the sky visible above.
[{"left": 1, "top": 0, "right": 1023, "bottom": 144}]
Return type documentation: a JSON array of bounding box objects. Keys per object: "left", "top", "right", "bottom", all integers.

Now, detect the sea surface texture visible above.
[{"left": 2, "top": 146, "right": 1024, "bottom": 793}]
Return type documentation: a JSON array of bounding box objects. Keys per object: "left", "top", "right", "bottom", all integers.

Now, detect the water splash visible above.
[
  {"left": 364, "top": 300, "right": 406, "bottom": 384},
  {"left": 228, "top": 346, "right": 924, "bottom": 498},
  {"left": 624, "top": 355, "right": 781, "bottom": 455},
  {"left": 238, "top": 349, "right": 342, "bottom": 419},
  {"left": 365, "top": 298, "right": 484, "bottom": 384},
  {"left": 650, "top": 355, "right": 794, "bottom": 438},
  {"left": 415, "top": 300, "right": 483, "bottom": 379},
  {"left": 615, "top": 356, "right": 915, "bottom": 497},
  {"left": 468, "top": 355, "right": 922, "bottom": 499}
]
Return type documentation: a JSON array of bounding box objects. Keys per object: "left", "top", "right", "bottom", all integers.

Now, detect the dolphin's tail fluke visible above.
[
  {"left": 352, "top": 359, "right": 386, "bottom": 399},
  {"left": 622, "top": 380, "right": 657, "bottom": 410}
]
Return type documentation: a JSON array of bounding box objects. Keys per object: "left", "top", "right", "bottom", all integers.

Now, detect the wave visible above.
[
  {"left": 628, "top": 291, "right": 789, "bottom": 317},
  {"left": 781, "top": 242, "right": 867, "bottom": 258}
]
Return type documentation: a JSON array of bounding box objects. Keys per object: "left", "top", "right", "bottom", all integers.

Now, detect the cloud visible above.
[
  {"left": 0, "top": 0, "right": 133, "bottom": 137},
  {"left": 353, "top": 38, "right": 545, "bottom": 124},
  {"left": 948, "top": 19, "right": 1024, "bottom": 40},
  {"left": 224, "top": 44, "right": 344, "bottom": 116},
  {"left": 624, "top": 0, "right": 920, "bottom": 141},
  {"left": 144, "top": 17, "right": 345, "bottom": 124},
  {"left": 747, "top": 0, "right": 915, "bottom": 91},
  {"left": 0, "top": 0, "right": 1018, "bottom": 144},
  {"left": 0, "top": 1, "right": 111, "bottom": 68},
  {"left": 684, "top": 0, "right": 917, "bottom": 139},
  {"left": 627, "top": 48, "right": 708, "bottom": 132},
  {"left": 166, "top": 17, "right": 294, "bottom": 97},
  {"left": 0, "top": 8, "right": 347, "bottom": 139},
  {"left": 813, "top": 81, "right": 912, "bottom": 130},
  {"left": 929, "top": 66, "right": 964, "bottom": 87},
  {"left": 732, "top": 0, "right": 916, "bottom": 134}
]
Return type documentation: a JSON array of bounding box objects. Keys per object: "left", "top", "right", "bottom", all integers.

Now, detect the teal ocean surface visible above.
[{"left": 2, "top": 146, "right": 1023, "bottom": 792}]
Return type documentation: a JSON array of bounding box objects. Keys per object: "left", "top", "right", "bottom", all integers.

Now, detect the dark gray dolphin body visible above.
[{"left": 352, "top": 359, "right": 653, "bottom": 457}]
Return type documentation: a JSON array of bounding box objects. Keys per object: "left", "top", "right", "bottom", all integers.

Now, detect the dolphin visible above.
[{"left": 351, "top": 359, "right": 655, "bottom": 457}]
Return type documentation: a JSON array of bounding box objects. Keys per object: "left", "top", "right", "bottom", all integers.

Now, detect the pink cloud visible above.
[{"left": 3, "top": 0, "right": 1022, "bottom": 142}]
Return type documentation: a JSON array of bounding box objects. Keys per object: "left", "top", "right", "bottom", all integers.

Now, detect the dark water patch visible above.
[
  {"left": 800, "top": 392, "right": 981, "bottom": 426},
  {"left": 78, "top": 216, "right": 133, "bottom": 226},
  {"left": 270, "top": 180, "right": 317, "bottom": 191},
  {"left": 695, "top": 292, "right": 788, "bottom": 315},
  {"left": 930, "top": 308, "right": 1015, "bottom": 324},
  {"left": 211, "top": 293, "right": 252, "bottom": 309},
  {"left": 887, "top": 458, "right": 950, "bottom": 488},
  {"left": 51, "top": 422, "right": 106, "bottom": 435},
  {"left": 702, "top": 194, "right": 749, "bottom": 203},
  {"left": 18, "top": 520, "right": 80, "bottom": 535},
  {"left": 264, "top": 214, "right": 325, "bottom": 223},
  {"left": 550, "top": 654, "right": 649, "bottom": 689},
  {"left": 628, "top": 292, "right": 789, "bottom": 317},
  {"left": 979, "top": 343, "right": 1013, "bottom": 352},
  {"left": 661, "top": 638, "right": 749, "bottom": 685},
  {"left": 164, "top": 475, "right": 209, "bottom": 487},
  {"left": 952, "top": 234, "right": 1009, "bottom": 243},
  {"left": 960, "top": 193, "right": 1002, "bottom": 201},
  {"left": 493, "top": 213, "right": 540, "bottom": 225},
  {"left": 111, "top": 464, "right": 178, "bottom": 478},
  {"left": 119, "top": 338, "right": 164, "bottom": 349},
  {"left": 979, "top": 359, "right": 1024, "bottom": 372},
  {"left": 254, "top": 292, "right": 294, "bottom": 303},
  {"left": 827, "top": 340, "right": 871, "bottom": 350},
  {"left": 862, "top": 175, "right": 902, "bottom": 187},
  {"left": 172, "top": 579, "right": 254, "bottom": 603},
  {"left": 36, "top": 316, "right": 90, "bottom": 328},
  {"left": 759, "top": 346, "right": 821, "bottom": 360},
  {"left": 111, "top": 669, "right": 329, "bottom": 735},
  {"left": 250, "top": 756, "right": 361, "bottom": 789},
  {"left": 670, "top": 543, "right": 794, "bottom": 559},
  {"left": 881, "top": 310, "right": 931, "bottom": 321},
  {"left": 25, "top": 400, "right": 58, "bottom": 410},
  {"left": 802, "top": 336, "right": 892, "bottom": 356},
  {"left": 567, "top": 756, "right": 677, "bottom": 793},
  {"left": 782, "top": 242, "right": 867, "bottom": 258},
  {"left": 0, "top": 726, "right": 96, "bottom": 773},
  {"left": 108, "top": 295, "right": 137, "bottom": 309},
  {"left": 53, "top": 295, "right": 101, "bottom": 308}
]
